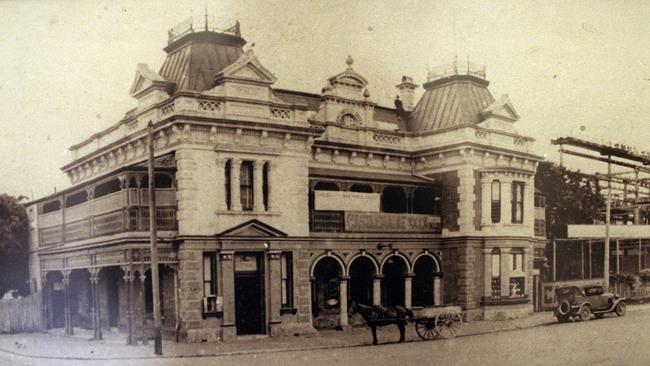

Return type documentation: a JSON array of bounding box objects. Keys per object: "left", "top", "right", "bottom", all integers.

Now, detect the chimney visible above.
[{"left": 395, "top": 76, "right": 418, "bottom": 112}]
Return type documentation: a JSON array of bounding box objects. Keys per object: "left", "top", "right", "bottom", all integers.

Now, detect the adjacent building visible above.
[{"left": 26, "top": 20, "right": 545, "bottom": 343}]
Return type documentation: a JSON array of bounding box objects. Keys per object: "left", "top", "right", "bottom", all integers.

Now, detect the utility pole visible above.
[
  {"left": 147, "top": 121, "right": 163, "bottom": 355},
  {"left": 604, "top": 155, "right": 611, "bottom": 292}
]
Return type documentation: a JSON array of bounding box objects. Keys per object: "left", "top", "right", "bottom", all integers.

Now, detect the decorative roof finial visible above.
[{"left": 346, "top": 55, "right": 354, "bottom": 69}]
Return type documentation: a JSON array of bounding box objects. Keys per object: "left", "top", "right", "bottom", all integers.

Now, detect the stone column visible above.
[
  {"left": 500, "top": 177, "right": 513, "bottom": 224},
  {"left": 62, "top": 271, "right": 73, "bottom": 335},
  {"left": 89, "top": 269, "right": 102, "bottom": 340},
  {"left": 253, "top": 161, "right": 264, "bottom": 212},
  {"left": 433, "top": 276, "right": 442, "bottom": 306},
  {"left": 404, "top": 273, "right": 414, "bottom": 309},
  {"left": 138, "top": 269, "right": 148, "bottom": 345},
  {"left": 480, "top": 177, "right": 493, "bottom": 226},
  {"left": 220, "top": 251, "right": 236, "bottom": 340},
  {"left": 482, "top": 249, "right": 493, "bottom": 299},
  {"left": 268, "top": 251, "right": 282, "bottom": 328},
  {"left": 500, "top": 249, "right": 512, "bottom": 298},
  {"left": 372, "top": 275, "right": 382, "bottom": 306},
  {"left": 230, "top": 159, "right": 242, "bottom": 211},
  {"left": 339, "top": 276, "right": 350, "bottom": 328},
  {"left": 121, "top": 266, "right": 135, "bottom": 345}
]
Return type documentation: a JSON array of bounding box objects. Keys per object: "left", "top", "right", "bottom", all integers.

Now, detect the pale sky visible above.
[{"left": 1, "top": 0, "right": 649, "bottom": 199}]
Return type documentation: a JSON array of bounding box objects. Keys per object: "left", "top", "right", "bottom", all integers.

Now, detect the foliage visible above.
[
  {"left": 0, "top": 194, "right": 29, "bottom": 295},
  {"left": 535, "top": 161, "right": 604, "bottom": 239}
]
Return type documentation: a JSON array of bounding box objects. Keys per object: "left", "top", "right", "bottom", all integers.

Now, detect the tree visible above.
[
  {"left": 535, "top": 161, "right": 604, "bottom": 239},
  {"left": 0, "top": 194, "right": 29, "bottom": 295}
]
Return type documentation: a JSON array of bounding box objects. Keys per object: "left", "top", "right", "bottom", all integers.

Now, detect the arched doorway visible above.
[
  {"left": 412, "top": 256, "right": 438, "bottom": 307},
  {"left": 348, "top": 256, "right": 376, "bottom": 306},
  {"left": 382, "top": 256, "right": 408, "bottom": 307},
  {"left": 311, "top": 256, "right": 343, "bottom": 328}
]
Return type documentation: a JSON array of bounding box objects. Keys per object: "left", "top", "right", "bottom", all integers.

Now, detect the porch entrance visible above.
[{"left": 234, "top": 253, "right": 265, "bottom": 335}]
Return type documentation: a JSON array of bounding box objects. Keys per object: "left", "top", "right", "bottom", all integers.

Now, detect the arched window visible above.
[
  {"left": 412, "top": 188, "right": 435, "bottom": 214},
  {"left": 314, "top": 182, "right": 340, "bottom": 191},
  {"left": 240, "top": 161, "right": 254, "bottom": 211},
  {"left": 382, "top": 256, "right": 407, "bottom": 307},
  {"left": 412, "top": 256, "right": 436, "bottom": 306},
  {"left": 349, "top": 257, "right": 375, "bottom": 305},
  {"left": 340, "top": 113, "right": 358, "bottom": 126},
  {"left": 312, "top": 257, "right": 342, "bottom": 317},
  {"left": 491, "top": 180, "right": 501, "bottom": 223},
  {"left": 225, "top": 160, "right": 232, "bottom": 210},
  {"left": 381, "top": 186, "right": 407, "bottom": 213}
]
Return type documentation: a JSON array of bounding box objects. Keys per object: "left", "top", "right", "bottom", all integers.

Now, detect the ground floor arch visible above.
[
  {"left": 348, "top": 255, "right": 377, "bottom": 306},
  {"left": 381, "top": 255, "right": 409, "bottom": 307}
]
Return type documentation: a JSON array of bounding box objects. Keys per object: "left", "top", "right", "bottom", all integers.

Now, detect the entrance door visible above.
[
  {"left": 234, "top": 253, "right": 265, "bottom": 335},
  {"left": 107, "top": 272, "right": 120, "bottom": 327},
  {"left": 51, "top": 289, "right": 65, "bottom": 328}
]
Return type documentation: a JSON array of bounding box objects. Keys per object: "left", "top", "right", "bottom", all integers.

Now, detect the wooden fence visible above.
[{"left": 0, "top": 293, "right": 45, "bottom": 333}]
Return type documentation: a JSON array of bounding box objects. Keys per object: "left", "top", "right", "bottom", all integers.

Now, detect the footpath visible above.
[{"left": 2, "top": 304, "right": 650, "bottom": 361}]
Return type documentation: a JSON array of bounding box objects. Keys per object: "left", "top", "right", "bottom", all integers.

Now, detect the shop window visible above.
[
  {"left": 491, "top": 249, "right": 501, "bottom": 300},
  {"left": 382, "top": 186, "right": 407, "bottom": 213},
  {"left": 312, "top": 257, "right": 342, "bottom": 316},
  {"left": 412, "top": 188, "right": 435, "bottom": 215},
  {"left": 65, "top": 191, "right": 88, "bottom": 208},
  {"left": 240, "top": 161, "right": 254, "bottom": 211},
  {"left": 281, "top": 253, "right": 293, "bottom": 309},
  {"left": 512, "top": 182, "right": 524, "bottom": 223},
  {"left": 225, "top": 160, "right": 232, "bottom": 210},
  {"left": 203, "top": 253, "right": 220, "bottom": 315},
  {"left": 491, "top": 180, "right": 501, "bottom": 223},
  {"left": 510, "top": 249, "right": 525, "bottom": 297},
  {"left": 41, "top": 200, "right": 61, "bottom": 214}
]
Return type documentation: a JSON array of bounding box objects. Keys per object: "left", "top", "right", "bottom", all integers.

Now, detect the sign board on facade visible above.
[
  {"left": 345, "top": 212, "right": 441, "bottom": 232},
  {"left": 567, "top": 225, "right": 650, "bottom": 239},
  {"left": 314, "top": 191, "right": 380, "bottom": 212}
]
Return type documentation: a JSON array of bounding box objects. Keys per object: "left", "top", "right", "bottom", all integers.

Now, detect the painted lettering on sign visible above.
[
  {"left": 345, "top": 212, "right": 441, "bottom": 232},
  {"left": 314, "top": 191, "right": 380, "bottom": 212}
]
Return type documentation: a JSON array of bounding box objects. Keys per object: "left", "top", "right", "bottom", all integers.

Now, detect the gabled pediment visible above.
[
  {"left": 216, "top": 219, "right": 287, "bottom": 238},
  {"left": 129, "top": 63, "right": 172, "bottom": 98},
  {"left": 481, "top": 94, "right": 519, "bottom": 122},
  {"left": 215, "top": 49, "right": 277, "bottom": 85}
]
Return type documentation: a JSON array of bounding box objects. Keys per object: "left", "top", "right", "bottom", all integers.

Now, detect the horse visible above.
[{"left": 348, "top": 301, "right": 413, "bottom": 345}]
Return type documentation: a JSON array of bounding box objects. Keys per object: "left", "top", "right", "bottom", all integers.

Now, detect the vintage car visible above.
[{"left": 555, "top": 285, "right": 626, "bottom": 322}]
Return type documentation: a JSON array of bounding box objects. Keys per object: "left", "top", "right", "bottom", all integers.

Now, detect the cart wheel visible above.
[
  {"left": 435, "top": 311, "right": 463, "bottom": 339},
  {"left": 415, "top": 319, "right": 437, "bottom": 340}
]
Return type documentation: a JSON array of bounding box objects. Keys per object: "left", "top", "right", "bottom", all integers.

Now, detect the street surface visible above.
[{"left": 2, "top": 309, "right": 650, "bottom": 366}]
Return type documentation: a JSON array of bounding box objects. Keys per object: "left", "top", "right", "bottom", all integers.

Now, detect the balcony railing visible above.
[{"left": 38, "top": 188, "right": 177, "bottom": 247}]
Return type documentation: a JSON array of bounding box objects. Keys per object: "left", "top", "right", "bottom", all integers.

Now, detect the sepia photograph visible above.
[{"left": 0, "top": 1, "right": 649, "bottom": 365}]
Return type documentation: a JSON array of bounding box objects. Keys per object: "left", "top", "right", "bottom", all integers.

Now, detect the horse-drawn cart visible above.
[
  {"left": 348, "top": 302, "right": 464, "bottom": 345},
  {"left": 411, "top": 306, "right": 464, "bottom": 340}
]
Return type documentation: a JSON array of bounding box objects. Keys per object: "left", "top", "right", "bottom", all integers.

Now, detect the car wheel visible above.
[
  {"left": 578, "top": 306, "right": 591, "bottom": 321},
  {"left": 615, "top": 302, "right": 626, "bottom": 317},
  {"left": 557, "top": 299, "right": 571, "bottom": 316}
]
